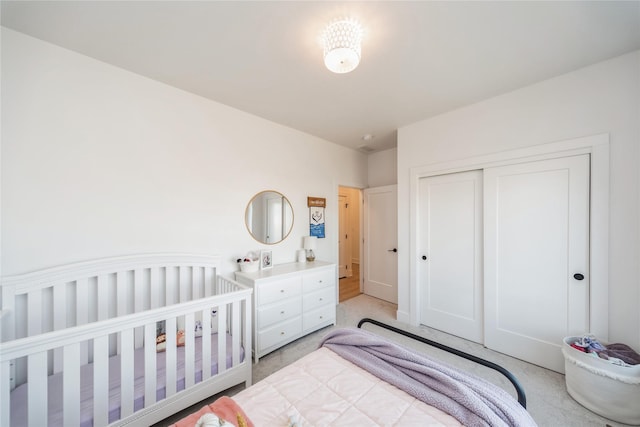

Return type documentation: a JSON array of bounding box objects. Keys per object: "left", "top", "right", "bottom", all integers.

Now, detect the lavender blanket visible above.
[{"left": 321, "top": 328, "right": 536, "bottom": 427}]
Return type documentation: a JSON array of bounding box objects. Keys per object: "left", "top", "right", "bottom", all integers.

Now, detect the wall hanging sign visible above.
[{"left": 308, "top": 197, "right": 326, "bottom": 238}]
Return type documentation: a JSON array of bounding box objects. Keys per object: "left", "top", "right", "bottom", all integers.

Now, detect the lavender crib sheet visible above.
[{"left": 10, "top": 333, "right": 244, "bottom": 427}]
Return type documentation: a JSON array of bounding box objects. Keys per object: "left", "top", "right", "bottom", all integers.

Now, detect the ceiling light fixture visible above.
[{"left": 322, "top": 18, "right": 363, "bottom": 74}]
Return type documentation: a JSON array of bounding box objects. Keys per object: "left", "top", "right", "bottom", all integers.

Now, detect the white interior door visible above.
[
  {"left": 364, "top": 185, "right": 398, "bottom": 304},
  {"left": 484, "top": 154, "right": 590, "bottom": 373},
  {"left": 418, "top": 170, "right": 483, "bottom": 343}
]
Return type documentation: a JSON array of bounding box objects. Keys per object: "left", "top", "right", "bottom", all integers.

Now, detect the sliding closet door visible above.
[
  {"left": 484, "top": 155, "right": 590, "bottom": 373},
  {"left": 418, "top": 170, "right": 483, "bottom": 343}
]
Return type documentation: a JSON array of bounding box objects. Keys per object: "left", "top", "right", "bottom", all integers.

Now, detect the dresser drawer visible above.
[
  {"left": 258, "top": 317, "right": 302, "bottom": 352},
  {"left": 303, "top": 286, "right": 335, "bottom": 311},
  {"left": 303, "top": 269, "right": 334, "bottom": 293},
  {"left": 303, "top": 304, "right": 335, "bottom": 331},
  {"left": 258, "top": 298, "right": 302, "bottom": 330},
  {"left": 258, "top": 277, "right": 302, "bottom": 306}
]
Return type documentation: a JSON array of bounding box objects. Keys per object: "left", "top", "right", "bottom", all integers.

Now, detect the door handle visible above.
[
  {"left": 421, "top": 255, "right": 427, "bottom": 260},
  {"left": 573, "top": 273, "right": 585, "bottom": 281},
  {"left": 388, "top": 248, "right": 397, "bottom": 253}
]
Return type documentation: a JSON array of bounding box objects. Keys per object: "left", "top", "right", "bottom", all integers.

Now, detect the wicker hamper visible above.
[{"left": 562, "top": 336, "right": 640, "bottom": 425}]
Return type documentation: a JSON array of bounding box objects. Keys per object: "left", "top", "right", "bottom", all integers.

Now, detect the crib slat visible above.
[
  {"left": 97, "top": 275, "right": 109, "bottom": 321},
  {"left": 192, "top": 267, "right": 202, "bottom": 300},
  {"left": 134, "top": 269, "right": 144, "bottom": 313},
  {"left": 144, "top": 324, "right": 157, "bottom": 406},
  {"left": 243, "top": 296, "right": 252, "bottom": 386},
  {"left": 232, "top": 300, "right": 241, "bottom": 366},
  {"left": 1, "top": 286, "right": 16, "bottom": 342},
  {"left": 76, "top": 278, "right": 88, "bottom": 325},
  {"left": 1, "top": 360, "right": 10, "bottom": 427},
  {"left": 201, "top": 307, "right": 211, "bottom": 380},
  {"left": 150, "top": 267, "right": 161, "bottom": 309},
  {"left": 94, "top": 335, "right": 109, "bottom": 426},
  {"left": 28, "top": 351, "right": 47, "bottom": 427},
  {"left": 27, "top": 290, "right": 42, "bottom": 337},
  {"left": 116, "top": 271, "right": 128, "bottom": 317},
  {"left": 120, "top": 328, "right": 135, "bottom": 418},
  {"left": 76, "top": 278, "right": 89, "bottom": 365},
  {"left": 165, "top": 317, "right": 177, "bottom": 398},
  {"left": 204, "top": 267, "right": 214, "bottom": 297},
  {"left": 184, "top": 313, "right": 195, "bottom": 388},
  {"left": 217, "top": 305, "right": 227, "bottom": 374},
  {"left": 53, "top": 283, "right": 66, "bottom": 373},
  {"left": 179, "top": 267, "right": 189, "bottom": 303},
  {"left": 53, "top": 283, "right": 67, "bottom": 331},
  {"left": 63, "top": 343, "right": 81, "bottom": 426},
  {"left": 116, "top": 272, "right": 127, "bottom": 355},
  {"left": 134, "top": 269, "right": 144, "bottom": 347},
  {"left": 168, "top": 266, "right": 179, "bottom": 306}
]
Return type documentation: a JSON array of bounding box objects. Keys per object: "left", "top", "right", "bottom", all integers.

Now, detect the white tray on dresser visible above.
[{"left": 235, "top": 261, "right": 337, "bottom": 362}]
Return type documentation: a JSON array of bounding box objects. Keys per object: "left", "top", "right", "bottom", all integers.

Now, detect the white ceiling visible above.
[{"left": 3, "top": 1, "right": 640, "bottom": 152}]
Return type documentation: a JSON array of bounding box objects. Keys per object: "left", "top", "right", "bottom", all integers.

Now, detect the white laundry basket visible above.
[{"left": 562, "top": 336, "right": 640, "bottom": 425}]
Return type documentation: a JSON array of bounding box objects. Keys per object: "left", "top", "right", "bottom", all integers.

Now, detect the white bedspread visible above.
[{"left": 234, "top": 347, "right": 463, "bottom": 426}]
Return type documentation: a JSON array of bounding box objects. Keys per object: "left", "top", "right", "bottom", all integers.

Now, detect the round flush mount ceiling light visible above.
[{"left": 322, "top": 18, "right": 363, "bottom": 74}]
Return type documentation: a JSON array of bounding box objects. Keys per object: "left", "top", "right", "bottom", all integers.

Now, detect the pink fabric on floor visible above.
[{"left": 172, "top": 396, "right": 254, "bottom": 427}]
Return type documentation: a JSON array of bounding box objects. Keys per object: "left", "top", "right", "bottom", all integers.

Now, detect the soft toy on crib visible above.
[
  {"left": 176, "top": 329, "right": 185, "bottom": 346},
  {"left": 156, "top": 330, "right": 187, "bottom": 352},
  {"left": 156, "top": 333, "right": 167, "bottom": 352}
]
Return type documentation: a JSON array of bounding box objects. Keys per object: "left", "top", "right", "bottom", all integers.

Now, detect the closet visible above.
[{"left": 416, "top": 152, "right": 591, "bottom": 373}]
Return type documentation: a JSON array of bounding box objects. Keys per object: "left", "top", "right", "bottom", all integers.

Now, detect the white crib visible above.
[{"left": 0, "top": 253, "right": 252, "bottom": 427}]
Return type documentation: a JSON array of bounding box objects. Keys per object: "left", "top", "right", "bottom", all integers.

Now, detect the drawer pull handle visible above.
[
  {"left": 319, "top": 280, "right": 323, "bottom": 283},
  {"left": 280, "top": 290, "right": 284, "bottom": 293},
  {"left": 320, "top": 316, "right": 323, "bottom": 319},
  {"left": 280, "top": 311, "right": 285, "bottom": 314},
  {"left": 280, "top": 332, "right": 285, "bottom": 335}
]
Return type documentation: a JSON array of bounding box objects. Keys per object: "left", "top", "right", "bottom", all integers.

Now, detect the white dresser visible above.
[{"left": 235, "top": 261, "right": 336, "bottom": 362}]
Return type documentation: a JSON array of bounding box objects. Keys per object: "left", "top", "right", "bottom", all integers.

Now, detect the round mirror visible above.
[{"left": 245, "top": 191, "right": 294, "bottom": 244}]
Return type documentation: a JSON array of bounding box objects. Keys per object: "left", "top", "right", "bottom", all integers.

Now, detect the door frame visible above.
[
  {"left": 334, "top": 183, "right": 365, "bottom": 296},
  {"left": 406, "top": 133, "right": 610, "bottom": 341},
  {"left": 338, "top": 191, "right": 352, "bottom": 278}
]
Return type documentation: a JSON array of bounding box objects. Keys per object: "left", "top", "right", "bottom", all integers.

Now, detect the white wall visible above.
[
  {"left": 398, "top": 50, "right": 640, "bottom": 349},
  {"left": 368, "top": 148, "right": 397, "bottom": 187},
  {"left": 1, "top": 28, "right": 368, "bottom": 277}
]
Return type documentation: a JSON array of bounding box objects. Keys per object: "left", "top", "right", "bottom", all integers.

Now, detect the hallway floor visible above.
[{"left": 339, "top": 262, "right": 360, "bottom": 302}]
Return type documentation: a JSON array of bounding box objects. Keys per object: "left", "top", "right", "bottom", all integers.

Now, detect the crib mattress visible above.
[
  {"left": 233, "top": 347, "right": 462, "bottom": 426},
  {"left": 10, "top": 333, "right": 243, "bottom": 427}
]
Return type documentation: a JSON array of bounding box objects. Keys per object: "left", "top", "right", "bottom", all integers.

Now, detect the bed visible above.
[
  {"left": 0, "top": 253, "right": 252, "bottom": 427},
  {"left": 174, "top": 318, "right": 536, "bottom": 427}
]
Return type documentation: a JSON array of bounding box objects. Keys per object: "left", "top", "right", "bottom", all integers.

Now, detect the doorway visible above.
[{"left": 338, "top": 186, "right": 362, "bottom": 302}]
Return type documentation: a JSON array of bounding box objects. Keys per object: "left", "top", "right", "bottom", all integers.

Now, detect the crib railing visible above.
[
  {"left": 1, "top": 254, "right": 226, "bottom": 345},
  {"left": 0, "top": 280, "right": 252, "bottom": 427},
  {"left": 1, "top": 254, "right": 232, "bottom": 390}
]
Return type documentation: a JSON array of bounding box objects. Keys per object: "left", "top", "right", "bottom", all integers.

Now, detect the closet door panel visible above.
[
  {"left": 418, "top": 170, "right": 483, "bottom": 343},
  {"left": 484, "top": 154, "right": 589, "bottom": 373}
]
